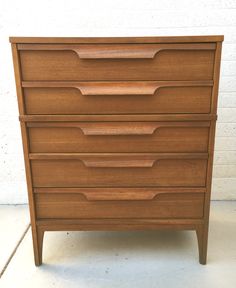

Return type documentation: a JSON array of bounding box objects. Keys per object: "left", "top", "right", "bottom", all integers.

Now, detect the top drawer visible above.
[{"left": 18, "top": 43, "right": 215, "bottom": 81}]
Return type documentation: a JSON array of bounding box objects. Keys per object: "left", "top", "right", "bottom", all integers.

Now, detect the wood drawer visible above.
[
  {"left": 27, "top": 121, "right": 210, "bottom": 153},
  {"left": 19, "top": 43, "right": 215, "bottom": 81},
  {"left": 30, "top": 153, "right": 208, "bottom": 187},
  {"left": 34, "top": 189, "right": 205, "bottom": 219},
  {"left": 22, "top": 81, "right": 213, "bottom": 115}
]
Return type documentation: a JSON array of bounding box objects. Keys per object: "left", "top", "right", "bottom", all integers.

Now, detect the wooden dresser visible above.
[{"left": 10, "top": 36, "right": 223, "bottom": 265}]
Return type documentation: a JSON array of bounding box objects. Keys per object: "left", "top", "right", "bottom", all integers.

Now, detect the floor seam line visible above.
[{"left": 0, "top": 223, "right": 30, "bottom": 278}]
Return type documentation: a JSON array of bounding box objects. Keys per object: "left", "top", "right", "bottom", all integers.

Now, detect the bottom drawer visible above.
[{"left": 35, "top": 190, "right": 205, "bottom": 219}]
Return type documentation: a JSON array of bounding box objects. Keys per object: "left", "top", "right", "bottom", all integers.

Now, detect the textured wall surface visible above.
[{"left": 0, "top": 0, "right": 236, "bottom": 203}]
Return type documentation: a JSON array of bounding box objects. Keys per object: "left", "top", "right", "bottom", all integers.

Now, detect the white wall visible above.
[{"left": 0, "top": 0, "right": 236, "bottom": 203}]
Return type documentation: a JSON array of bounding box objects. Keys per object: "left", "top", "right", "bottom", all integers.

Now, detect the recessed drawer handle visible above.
[
  {"left": 79, "top": 124, "right": 160, "bottom": 135},
  {"left": 75, "top": 82, "right": 160, "bottom": 96},
  {"left": 34, "top": 187, "right": 206, "bottom": 201},
  {"left": 71, "top": 43, "right": 216, "bottom": 59},
  {"left": 83, "top": 191, "right": 159, "bottom": 201},
  {"left": 73, "top": 46, "right": 161, "bottom": 59},
  {"left": 82, "top": 159, "right": 156, "bottom": 168},
  {"left": 22, "top": 81, "right": 214, "bottom": 96}
]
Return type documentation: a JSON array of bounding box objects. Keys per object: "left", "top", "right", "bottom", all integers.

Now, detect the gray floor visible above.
[
  {"left": 0, "top": 202, "right": 235, "bottom": 287},
  {"left": 0, "top": 205, "right": 29, "bottom": 275}
]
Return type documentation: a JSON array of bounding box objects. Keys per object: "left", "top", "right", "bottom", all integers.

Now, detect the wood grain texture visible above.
[
  {"left": 10, "top": 36, "right": 223, "bottom": 265},
  {"left": 34, "top": 187, "right": 206, "bottom": 200},
  {"left": 19, "top": 114, "right": 217, "bottom": 122},
  {"left": 17, "top": 43, "right": 216, "bottom": 58},
  {"left": 27, "top": 121, "right": 210, "bottom": 153},
  {"left": 35, "top": 192, "right": 205, "bottom": 219},
  {"left": 36, "top": 218, "right": 204, "bottom": 233},
  {"left": 199, "top": 41, "right": 223, "bottom": 265},
  {"left": 9, "top": 35, "right": 224, "bottom": 43},
  {"left": 29, "top": 152, "right": 208, "bottom": 160},
  {"left": 22, "top": 80, "right": 213, "bottom": 95},
  {"left": 18, "top": 44, "right": 215, "bottom": 81},
  {"left": 11, "top": 44, "right": 42, "bottom": 266},
  {"left": 30, "top": 156, "right": 208, "bottom": 187},
  {"left": 37, "top": 218, "right": 204, "bottom": 226},
  {"left": 22, "top": 81, "right": 213, "bottom": 115}
]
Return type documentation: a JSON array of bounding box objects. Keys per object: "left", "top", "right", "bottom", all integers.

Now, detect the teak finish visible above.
[
  {"left": 10, "top": 36, "right": 223, "bottom": 266},
  {"left": 19, "top": 44, "right": 215, "bottom": 81},
  {"left": 22, "top": 81, "right": 213, "bottom": 115}
]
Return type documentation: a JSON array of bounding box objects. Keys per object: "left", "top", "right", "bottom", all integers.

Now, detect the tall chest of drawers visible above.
[{"left": 10, "top": 36, "right": 223, "bottom": 265}]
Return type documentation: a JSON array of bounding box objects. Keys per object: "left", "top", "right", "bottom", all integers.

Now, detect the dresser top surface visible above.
[{"left": 9, "top": 35, "right": 224, "bottom": 44}]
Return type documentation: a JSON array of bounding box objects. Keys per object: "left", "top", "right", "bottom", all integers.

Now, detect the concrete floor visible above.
[
  {"left": 0, "top": 202, "right": 235, "bottom": 288},
  {"left": 0, "top": 205, "right": 29, "bottom": 275}
]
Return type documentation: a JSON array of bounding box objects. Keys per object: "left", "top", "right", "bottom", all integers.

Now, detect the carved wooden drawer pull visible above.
[
  {"left": 82, "top": 159, "right": 155, "bottom": 168},
  {"left": 22, "top": 80, "right": 213, "bottom": 96},
  {"left": 34, "top": 187, "right": 206, "bottom": 201},
  {"left": 27, "top": 121, "right": 210, "bottom": 136},
  {"left": 18, "top": 43, "right": 216, "bottom": 59}
]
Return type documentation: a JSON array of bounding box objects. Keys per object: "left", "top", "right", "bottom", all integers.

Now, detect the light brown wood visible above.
[
  {"left": 30, "top": 155, "right": 208, "bottom": 187},
  {"left": 29, "top": 152, "right": 208, "bottom": 160},
  {"left": 34, "top": 187, "right": 206, "bottom": 200},
  {"left": 27, "top": 121, "right": 210, "bottom": 134},
  {"left": 27, "top": 121, "right": 210, "bottom": 153},
  {"left": 35, "top": 192, "right": 205, "bottom": 219},
  {"left": 37, "top": 218, "right": 204, "bottom": 226},
  {"left": 10, "top": 36, "right": 223, "bottom": 265},
  {"left": 22, "top": 80, "right": 213, "bottom": 94},
  {"left": 36, "top": 217, "right": 205, "bottom": 239},
  {"left": 35, "top": 227, "right": 44, "bottom": 266},
  {"left": 18, "top": 43, "right": 216, "bottom": 59},
  {"left": 10, "top": 35, "right": 224, "bottom": 44},
  {"left": 22, "top": 81, "right": 213, "bottom": 115},
  {"left": 11, "top": 44, "right": 42, "bottom": 266},
  {"left": 199, "top": 41, "right": 223, "bottom": 265},
  {"left": 19, "top": 44, "right": 214, "bottom": 81},
  {"left": 19, "top": 114, "right": 217, "bottom": 122}
]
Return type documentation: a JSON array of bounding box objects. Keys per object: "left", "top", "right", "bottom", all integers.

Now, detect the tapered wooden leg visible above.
[
  {"left": 32, "top": 227, "right": 44, "bottom": 266},
  {"left": 196, "top": 224, "right": 208, "bottom": 265}
]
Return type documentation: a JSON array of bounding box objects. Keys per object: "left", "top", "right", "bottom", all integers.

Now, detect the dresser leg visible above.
[
  {"left": 196, "top": 225, "right": 208, "bottom": 265},
  {"left": 32, "top": 227, "right": 44, "bottom": 266}
]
